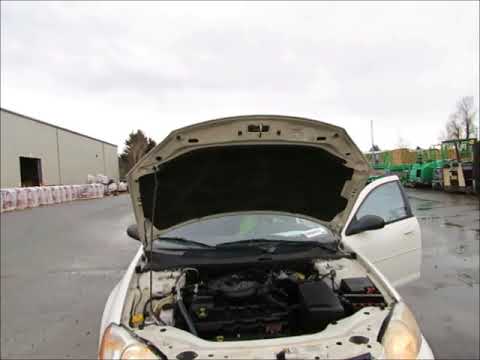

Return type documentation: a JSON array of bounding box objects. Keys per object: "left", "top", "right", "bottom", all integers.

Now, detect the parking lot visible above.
[{"left": 1, "top": 189, "right": 479, "bottom": 359}]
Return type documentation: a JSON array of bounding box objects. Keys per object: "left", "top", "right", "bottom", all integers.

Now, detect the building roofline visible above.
[{"left": 0, "top": 107, "right": 118, "bottom": 147}]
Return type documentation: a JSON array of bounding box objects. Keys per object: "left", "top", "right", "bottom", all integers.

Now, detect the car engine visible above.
[{"left": 131, "top": 265, "right": 386, "bottom": 341}]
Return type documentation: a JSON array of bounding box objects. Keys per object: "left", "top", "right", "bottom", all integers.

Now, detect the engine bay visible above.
[{"left": 127, "top": 261, "right": 387, "bottom": 342}]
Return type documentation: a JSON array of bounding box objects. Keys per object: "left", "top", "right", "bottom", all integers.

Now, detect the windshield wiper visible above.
[{"left": 154, "top": 236, "right": 214, "bottom": 249}]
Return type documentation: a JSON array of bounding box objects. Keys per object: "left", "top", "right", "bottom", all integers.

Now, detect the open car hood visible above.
[{"left": 128, "top": 115, "right": 370, "bottom": 243}]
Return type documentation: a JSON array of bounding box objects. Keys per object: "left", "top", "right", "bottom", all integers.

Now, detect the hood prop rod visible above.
[{"left": 148, "top": 166, "right": 164, "bottom": 325}]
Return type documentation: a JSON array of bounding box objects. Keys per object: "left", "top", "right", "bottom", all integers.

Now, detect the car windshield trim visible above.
[
  {"left": 216, "top": 237, "right": 338, "bottom": 253},
  {"left": 154, "top": 236, "right": 214, "bottom": 249},
  {"left": 152, "top": 236, "right": 338, "bottom": 252}
]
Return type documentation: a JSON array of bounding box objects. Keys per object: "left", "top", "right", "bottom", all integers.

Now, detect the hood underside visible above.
[{"left": 128, "top": 115, "right": 370, "bottom": 242}]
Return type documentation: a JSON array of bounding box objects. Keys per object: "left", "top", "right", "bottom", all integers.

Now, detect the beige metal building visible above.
[{"left": 0, "top": 108, "right": 119, "bottom": 188}]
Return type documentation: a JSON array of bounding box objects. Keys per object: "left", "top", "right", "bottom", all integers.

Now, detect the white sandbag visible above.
[
  {"left": 1, "top": 190, "right": 8, "bottom": 212},
  {"left": 87, "top": 174, "right": 96, "bottom": 184},
  {"left": 6, "top": 189, "right": 18, "bottom": 211},
  {"left": 72, "top": 184, "right": 106, "bottom": 200},
  {"left": 52, "top": 186, "right": 61, "bottom": 203},
  {"left": 33, "top": 187, "right": 41, "bottom": 207},
  {"left": 86, "top": 184, "right": 97, "bottom": 199},
  {"left": 89, "top": 184, "right": 97, "bottom": 199},
  {"left": 77, "top": 184, "right": 91, "bottom": 199},
  {"left": 96, "top": 174, "right": 109, "bottom": 185},
  {"left": 0, "top": 190, "right": 4, "bottom": 213},
  {"left": 45, "top": 187, "right": 54, "bottom": 205},
  {"left": 15, "top": 188, "right": 28, "bottom": 210},
  {"left": 1, "top": 189, "right": 17, "bottom": 211},
  {"left": 39, "top": 186, "right": 53, "bottom": 205},
  {"left": 39, "top": 187, "right": 49, "bottom": 205},
  {"left": 60, "top": 186, "right": 67, "bottom": 202},
  {"left": 38, "top": 187, "right": 46, "bottom": 205},
  {"left": 51, "top": 186, "right": 62, "bottom": 204},
  {"left": 70, "top": 185, "right": 78, "bottom": 201},
  {"left": 76, "top": 185, "right": 83, "bottom": 199},
  {"left": 108, "top": 183, "right": 118, "bottom": 193},
  {"left": 94, "top": 184, "right": 101, "bottom": 198},
  {"left": 96, "top": 184, "right": 105, "bottom": 198},
  {"left": 26, "top": 187, "right": 40, "bottom": 208},
  {"left": 50, "top": 186, "right": 57, "bottom": 203},
  {"left": 64, "top": 185, "right": 73, "bottom": 202},
  {"left": 76, "top": 185, "right": 85, "bottom": 199},
  {"left": 24, "top": 188, "right": 33, "bottom": 208},
  {"left": 118, "top": 182, "right": 128, "bottom": 192}
]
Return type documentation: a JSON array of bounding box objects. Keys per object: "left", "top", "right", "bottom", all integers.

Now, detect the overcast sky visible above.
[{"left": 1, "top": 1, "right": 478, "bottom": 152}]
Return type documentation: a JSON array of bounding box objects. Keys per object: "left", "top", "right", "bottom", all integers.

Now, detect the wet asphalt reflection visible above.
[{"left": 400, "top": 189, "right": 479, "bottom": 359}]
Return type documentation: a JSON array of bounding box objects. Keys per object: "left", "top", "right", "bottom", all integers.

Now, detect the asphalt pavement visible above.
[{"left": 1, "top": 189, "right": 479, "bottom": 359}]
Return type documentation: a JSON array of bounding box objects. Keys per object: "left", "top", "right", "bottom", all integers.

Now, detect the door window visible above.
[{"left": 355, "top": 181, "right": 410, "bottom": 224}]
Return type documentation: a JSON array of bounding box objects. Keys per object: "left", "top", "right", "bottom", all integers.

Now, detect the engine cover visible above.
[
  {"left": 188, "top": 293, "right": 290, "bottom": 340},
  {"left": 175, "top": 268, "right": 347, "bottom": 341},
  {"left": 208, "top": 273, "right": 262, "bottom": 300},
  {"left": 185, "top": 272, "right": 290, "bottom": 340}
]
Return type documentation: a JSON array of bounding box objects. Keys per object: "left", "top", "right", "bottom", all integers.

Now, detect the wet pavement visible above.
[
  {"left": 1, "top": 190, "right": 479, "bottom": 359},
  {"left": 1, "top": 195, "right": 140, "bottom": 359},
  {"left": 400, "top": 189, "right": 479, "bottom": 359}
]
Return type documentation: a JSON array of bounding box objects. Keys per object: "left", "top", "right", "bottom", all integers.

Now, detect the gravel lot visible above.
[{"left": 1, "top": 189, "right": 479, "bottom": 359}]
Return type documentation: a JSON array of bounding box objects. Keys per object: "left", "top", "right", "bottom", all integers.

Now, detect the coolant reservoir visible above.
[{"left": 139, "top": 271, "right": 182, "bottom": 295}]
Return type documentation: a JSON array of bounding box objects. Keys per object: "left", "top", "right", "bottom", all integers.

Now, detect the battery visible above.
[{"left": 340, "top": 277, "right": 378, "bottom": 294}]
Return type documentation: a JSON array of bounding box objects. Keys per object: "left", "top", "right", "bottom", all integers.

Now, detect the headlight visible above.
[
  {"left": 382, "top": 303, "right": 422, "bottom": 359},
  {"left": 99, "top": 324, "right": 158, "bottom": 359}
]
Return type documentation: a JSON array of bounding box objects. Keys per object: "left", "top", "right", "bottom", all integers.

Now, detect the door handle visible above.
[{"left": 403, "top": 230, "right": 414, "bottom": 235}]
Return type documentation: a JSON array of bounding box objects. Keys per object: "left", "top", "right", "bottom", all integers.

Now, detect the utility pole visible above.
[
  {"left": 370, "top": 120, "right": 379, "bottom": 165},
  {"left": 370, "top": 120, "right": 375, "bottom": 150}
]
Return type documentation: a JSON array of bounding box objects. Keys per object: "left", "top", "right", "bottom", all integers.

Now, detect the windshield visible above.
[{"left": 153, "top": 213, "right": 335, "bottom": 249}]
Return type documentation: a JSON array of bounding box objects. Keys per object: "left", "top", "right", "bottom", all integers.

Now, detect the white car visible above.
[{"left": 99, "top": 115, "right": 434, "bottom": 359}]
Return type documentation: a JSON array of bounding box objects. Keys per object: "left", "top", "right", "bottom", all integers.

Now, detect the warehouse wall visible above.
[
  {"left": 103, "top": 144, "right": 120, "bottom": 181},
  {"left": 1, "top": 110, "right": 60, "bottom": 187},
  {"left": 0, "top": 109, "right": 119, "bottom": 188},
  {"left": 57, "top": 129, "right": 107, "bottom": 185}
]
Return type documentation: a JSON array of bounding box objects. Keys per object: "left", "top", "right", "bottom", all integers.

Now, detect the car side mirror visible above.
[
  {"left": 127, "top": 224, "right": 140, "bottom": 241},
  {"left": 345, "top": 215, "right": 385, "bottom": 236}
]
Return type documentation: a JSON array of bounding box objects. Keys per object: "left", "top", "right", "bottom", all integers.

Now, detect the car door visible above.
[{"left": 341, "top": 175, "right": 421, "bottom": 287}]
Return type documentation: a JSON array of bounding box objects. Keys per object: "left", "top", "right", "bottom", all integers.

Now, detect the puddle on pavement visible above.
[
  {"left": 414, "top": 200, "right": 438, "bottom": 211},
  {"left": 457, "top": 271, "right": 477, "bottom": 286},
  {"left": 418, "top": 211, "right": 480, "bottom": 290},
  {"left": 416, "top": 206, "right": 435, "bottom": 211},
  {"left": 407, "top": 195, "right": 443, "bottom": 211},
  {"left": 444, "top": 221, "right": 464, "bottom": 228},
  {"left": 417, "top": 215, "right": 441, "bottom": 220},
  {"left": 456, "top": 244, "right": 465, "bottom": 254}
]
